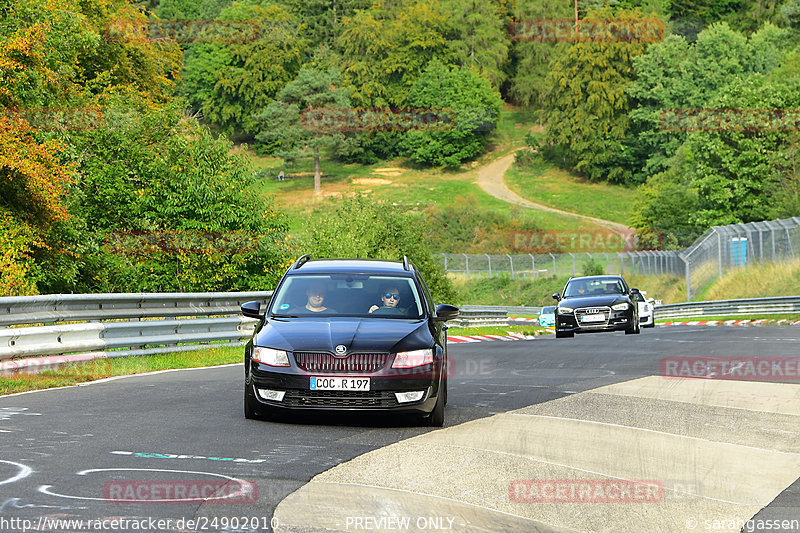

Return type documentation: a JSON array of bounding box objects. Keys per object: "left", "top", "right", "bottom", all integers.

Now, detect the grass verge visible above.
[
  {"left": 656, "top": 313, "right": 800, "bottom": 323},
  {"left": 0, "top": 345, "right": 243, "bottom": 396},
  {"left": 505, "top": 155, "right": 637, "bottom": 226}
]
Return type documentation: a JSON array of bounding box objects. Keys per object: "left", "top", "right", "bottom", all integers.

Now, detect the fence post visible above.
[
  {"left": 507, "top": 254, "right": 515, "bottom": 279},
  {"left": 682, "top": 253, "right": 691, "bottom": 300},
  {"left": 529, "top": 254, "right": 535, "bottom": 276},
  {"left": 442, "top": 253, "right": 447, "bottom": 272},
  {"left": 463, "top": 253, "right": 469, "bottom": 279},
  {"left": 550, "top": 253, "right": 556, "bottom": 277},
  {"left": 569, "top": 253, "right": 575, "bottom": 275},
  {"left": 605, "top": 253, "right": 609, "bottom": 274},
  {"left": 485, "top": 254, "right": 492, "bottom": 278}
]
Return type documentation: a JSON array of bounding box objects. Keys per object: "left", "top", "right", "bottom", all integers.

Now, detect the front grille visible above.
[
  {"left": 281, "top": 389, "right": 399, "bottom": 408},
  {"left": 295, "top": 352, "right": 388, "bottom": 373},
  {"left": 574, "top": 306, "right": 611, "bottom": 327}
]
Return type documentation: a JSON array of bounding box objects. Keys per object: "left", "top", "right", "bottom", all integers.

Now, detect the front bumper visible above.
[
  {"left": 556, "top": 309, "right": 634, "bottom": 333},
  {"left": 247, "top": 361, "right": 441, "bottom": 414}
]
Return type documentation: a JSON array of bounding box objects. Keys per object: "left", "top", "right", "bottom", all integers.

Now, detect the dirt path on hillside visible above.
[{"left": 476, "top": 150, "right": 632, "bottom": 232}]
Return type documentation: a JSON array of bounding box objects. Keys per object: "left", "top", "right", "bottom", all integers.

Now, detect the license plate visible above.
[
  {"left": 581, "top": 314, "right": 605, "bottom": 323},
  {"left": 310, "top": 377, "right": 370, "bottom": 391}
]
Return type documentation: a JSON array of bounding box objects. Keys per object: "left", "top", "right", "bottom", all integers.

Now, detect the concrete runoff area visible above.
[{"left": 273, "top": 376, "right": 800, "bottom": 532}]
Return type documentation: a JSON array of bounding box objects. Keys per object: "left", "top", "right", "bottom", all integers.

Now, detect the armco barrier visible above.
[
  {"left": 653, "top": 296, "right": 800, "bottom": 320},
  {"left": 0, "top": 292, "right": 271, "bottom": 372},
  {"left": 0, "top": 293, "right": 515, "bottom": 374}
]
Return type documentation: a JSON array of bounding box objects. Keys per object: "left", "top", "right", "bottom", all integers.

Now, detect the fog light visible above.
[
  {"left": 395, "top": 391, "right": 425, "bottom": 403},
  {"left": 258, "top": 389, "right": 285, "bottom": 401}
]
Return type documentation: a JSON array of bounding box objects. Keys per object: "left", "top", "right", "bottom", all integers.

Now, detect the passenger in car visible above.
[{"left": 368, "top": 286, "right": 402, "bottom": 314}]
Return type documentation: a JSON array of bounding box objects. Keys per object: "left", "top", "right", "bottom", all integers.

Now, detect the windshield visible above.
[
  {"left": 541, "top": 306, "right": 555, "bottom": 314},
  {"left": 564, "top": 278, "right": 625, "bottom": 297},
  {"left": 269, "top": 274, "right": 424, "bottom": 319}
]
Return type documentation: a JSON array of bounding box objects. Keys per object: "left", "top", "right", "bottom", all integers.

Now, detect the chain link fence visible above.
[{"left": 440, "top": 217, "right": 800, "bottom": 301}]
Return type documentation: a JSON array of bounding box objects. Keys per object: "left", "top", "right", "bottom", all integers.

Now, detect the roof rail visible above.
[
  {"left": 402, "top": 255, "right": 410, "bottom": 271},
  {"left": 292, "top": 254, "right": 311, "bottom": 269}
]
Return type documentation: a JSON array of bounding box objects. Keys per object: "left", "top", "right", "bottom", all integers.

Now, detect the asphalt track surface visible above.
[{"left": 1, "top": 326, "right": 799, "bottom": 533}]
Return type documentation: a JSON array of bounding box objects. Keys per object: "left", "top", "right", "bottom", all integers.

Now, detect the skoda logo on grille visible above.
[{"left": 334, "top": 345, "right": 347, "bottom": 356}]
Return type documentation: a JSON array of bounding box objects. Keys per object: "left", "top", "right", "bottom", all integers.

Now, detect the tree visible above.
[
  {"left": 626, "top": 22, "right": 791, "bottom": 181},
  {"left": 400, "top": 60, "right": 503, "bottom": 167},
  {"left": 542, "top": 8, "right": 650, "bottom": 183},
  {"left": 441, "top": 0, "right": 511, "bottom": 89},
  {"left": 281, "top": 0, "right": 372, "bottom": 47},
  {"left": 254, "top": 67, "right": 353, "bottom": 194},
  {"left": 302, "top": 196, "right": 455, "bottom": 302},
  {"left": 508, "top": 0, "right": 572, "bottom": 109},
  {"left": 61, "top": 101, "right": 293, "bottom": 293},
  {"left": 687, "top": 73, "right": 800, "bottom": 228},
  {"left": 181, "top": 0, "right": 308, "bottom": 138}
]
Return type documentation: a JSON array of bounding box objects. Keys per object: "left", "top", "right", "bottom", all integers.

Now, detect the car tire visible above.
[
  {"left": 423, "top": 384, "right": 446, "bottom": 427},
  {"left": 244, "top": 385, "right": 259, "bottom": 420},
  {"left": 555, "top": 330, "right": 574, "bottom": 338}
]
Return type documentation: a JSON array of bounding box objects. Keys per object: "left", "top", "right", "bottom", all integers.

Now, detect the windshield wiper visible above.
[{"left": 270, "top": 314, "right": 300, "bottom": 318}]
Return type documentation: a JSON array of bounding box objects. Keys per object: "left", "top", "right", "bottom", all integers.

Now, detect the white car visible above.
[{"left": 634, "top": 291, "right": 655, "bottom": 328}]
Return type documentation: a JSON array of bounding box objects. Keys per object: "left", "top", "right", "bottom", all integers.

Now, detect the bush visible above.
[{"left": 301, "top": 196, "right": 456, "bottom": 302}]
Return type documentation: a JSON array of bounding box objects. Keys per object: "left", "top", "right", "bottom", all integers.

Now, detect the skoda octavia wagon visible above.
[{"left": 240, "top": 255, "right": 459, "bottom": 426}]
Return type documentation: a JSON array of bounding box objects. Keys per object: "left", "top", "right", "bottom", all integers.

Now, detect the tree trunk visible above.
[{"left": 314, "top": 146, "right": 321, "bottom": 194}]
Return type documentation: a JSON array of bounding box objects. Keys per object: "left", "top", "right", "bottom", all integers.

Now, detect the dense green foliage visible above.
[
  {"left": 0, "top": 0, "right": 292, "bottom": 295},
  {"left": 301, "top": 196, "right": 456, "bottom": 303},
  {"left": 400, "top": 61, "right": 503, "bottom": 167},
  {"left": 4, "top": 0, "right": 800, "bottom": 298}
]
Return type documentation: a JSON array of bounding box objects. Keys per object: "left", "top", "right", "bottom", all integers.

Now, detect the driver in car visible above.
[{"left": 369, "top": 286, "right": 402, "bottom": 314}]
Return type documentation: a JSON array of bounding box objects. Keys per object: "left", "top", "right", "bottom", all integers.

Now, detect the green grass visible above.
[
  {"left": 239, "top": 106, "right": 624, "bottom": 248},
  {"left": 656, "top": 313, "right": 800, "bottom": 323},
  {"left": 447, "top": 324, "right": 544, "bottom": 337},
  {"left": 505, "top": 155, "right": 638, "bottom": 226},
  {"left": 0, "top": 345, "right": 242, "bottom": 396},
  {"left": 453, "top": 274, "right": 573, "bottom": 307}
]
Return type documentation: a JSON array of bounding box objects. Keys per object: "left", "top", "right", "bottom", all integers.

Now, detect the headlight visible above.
[
  {"left": 611, "top": 303, "right": 629, "bottom": 311},
  {"left": 557, "top": 307, "right": 574, "bottom": 314},
  {"left": 252, "top": 347, "right": 290, "bottom": 367},
  {"left": 392, "top": 348, "right": 433, "bottom": 368}
]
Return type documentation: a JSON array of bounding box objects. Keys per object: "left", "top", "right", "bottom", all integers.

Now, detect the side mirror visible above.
[
  {"left": 552, "top": 293, "right": 560, "bottom": 301},
  {"left": 434, "top": 304, "right": 459, "bottom": 322},
  {"left": 241, "top": 300, "right": 265, "bottom": 319}
]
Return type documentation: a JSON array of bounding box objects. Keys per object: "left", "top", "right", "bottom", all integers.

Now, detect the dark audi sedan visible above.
[
  {"left": 552, "top": 275, "right": 641, "bottom": 338},
  {"left": 240, "top": 255, "right": 459, "bottom": 426}
]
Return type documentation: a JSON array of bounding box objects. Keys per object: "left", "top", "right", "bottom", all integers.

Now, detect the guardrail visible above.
[
  {"left": 0, "top": 292, "right": 271, "bottom": 373},
  {"left": 450, "top": 307, "right": 509, "bottom": 328},
  {"left": 653, "top": 296, "right": 800, "bottom": 320}
]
